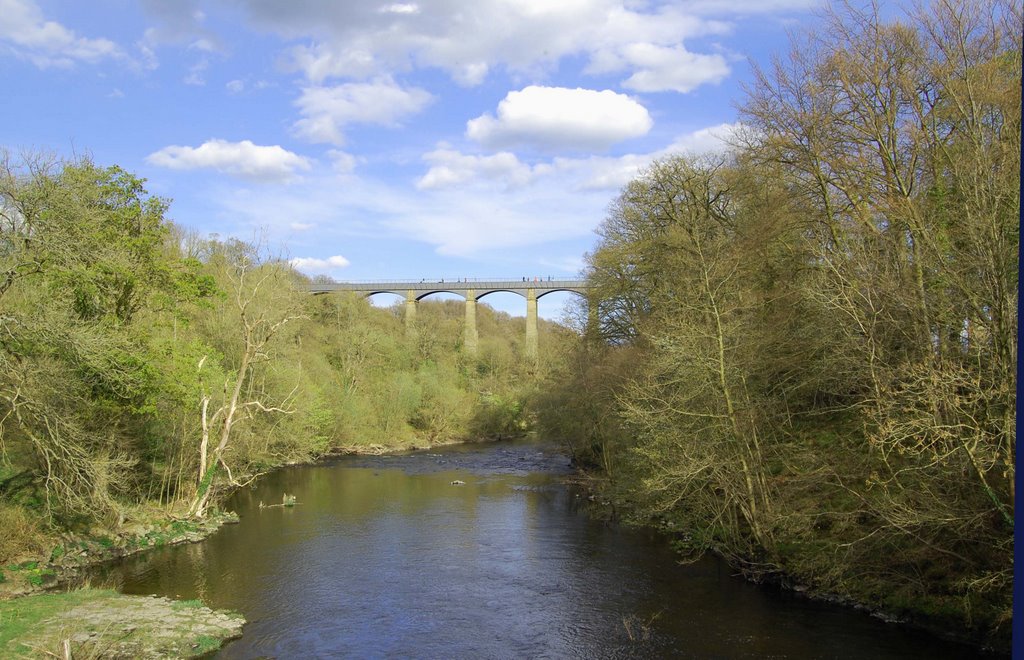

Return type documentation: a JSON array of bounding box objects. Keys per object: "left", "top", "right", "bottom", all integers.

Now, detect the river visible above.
[{"left": 88, "top": 439, "right": 986, "bottom": 658}]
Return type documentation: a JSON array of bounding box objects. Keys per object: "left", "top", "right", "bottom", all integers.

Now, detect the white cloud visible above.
[
  {"left": 138, "top": 1, "right": 222, "bottom": 51},
  {"left": 290, "top": 255, "right": 351, "bottom": 272},
  {"left": 184, "top": 58, "right": 208, "bottom": 86},
  {"left": 418, "top": 122, "right": 742, "bottom": 194},
  {"left": 327, "top": 149, "right": 358, "bottom": 174},
  {"left": 559, "top": 121, "right": 741, "bottom": 190},
  {"left": 136, "top": 40, "right": 159, "bottom": 70},
  {"left": 379, "top": 3, "right": 419, "bottom": 15},
  {"left": 452, "top": 61, "right": 489, "bottom": 87},
  {"left": 226, "top": 78, "right": 273, "bottom": 94},
  {"left": 466, "top": 86, "right": 652, "bottom": 152},
  {"left": 609, "top": 43, "right": 731, "bottom": 93},
  {"left": 396, "top": 124, "right": 739, "bottom": 253},
  {"left": 385, "top": 193, "right": 600, "bottom": 257},
  {"left": 146, "top": 139, "right": 312, "bottom": 182},
  {"left": 177, "top": 122, "right": 744, "bottom": 262},
  {"left": 674, "top": 0, "right": 814, "bottom": 13},
  {"left": 208, "top": 167, "right": 604, "bottom": 259},
  {"left": 285, "top": 43, "right": 380, "bottom": 82},
  {"left": 240, "top": 0, "right": 739, "bottom": 91},
  {"left": 292, "top": 77, "right": 433, "bottom": 145},
  {"left": 0, "top": 0, "right": 123, "bottom": 68},
  {"left": 663, "top": 122, "right": 741, "bottom": 155},
  {"left": 189, "top": 37, "right": 217, "bottom": 52},
  {"left": 416, "top": 148, "right": 546, "bottom": 190}
]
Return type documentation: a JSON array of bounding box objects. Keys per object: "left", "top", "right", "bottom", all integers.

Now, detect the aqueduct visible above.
[{"left": 308, "top": 279, "right": 590, "bottom": 358}]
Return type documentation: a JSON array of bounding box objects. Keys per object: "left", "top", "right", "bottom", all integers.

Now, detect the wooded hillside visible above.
[
  {"left": 0, "top": 154, "right": 560, "bottom": 559},
  {"left": 537, "top": 0, "right": 1019, "bottom": 647}
]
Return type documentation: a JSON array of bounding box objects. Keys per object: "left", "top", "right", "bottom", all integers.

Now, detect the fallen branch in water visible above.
[{"left": 259, "top": 493, "right": 298, "bottom": 509}]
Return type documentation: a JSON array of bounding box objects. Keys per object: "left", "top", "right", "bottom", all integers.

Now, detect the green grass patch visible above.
[
  {"left": 25, "top": 567, "right": 55, "bottom": 587},
  {"left": 192, "top": 634, "right": 224, "bottom": 654},
  {"left": 171, "top": 599, "right": 204, "bottom": 610},
  {"left": 12, "top": 561, "right": 38, "bottom": 570},
  {"left": 169, "top": 520, "right": 197, "bottom": 535},
  {"left": 0, "top": 588, "right": 120, "bottom": 656}
]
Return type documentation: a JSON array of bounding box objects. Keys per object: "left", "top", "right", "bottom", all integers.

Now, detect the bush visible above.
[{"left": 0, "top": 504, "right": 52, "bottom": 564}]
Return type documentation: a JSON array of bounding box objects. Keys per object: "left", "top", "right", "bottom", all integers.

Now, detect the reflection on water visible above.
[{"left": 88, "top": 440, "right": 984, "bottom": 658}]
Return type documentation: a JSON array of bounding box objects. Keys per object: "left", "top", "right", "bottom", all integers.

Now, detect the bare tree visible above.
[{"left": 190, "top": 254, "right": 304, "bottom": 518}]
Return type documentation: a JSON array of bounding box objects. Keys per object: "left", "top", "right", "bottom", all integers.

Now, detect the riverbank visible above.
[
  {"left": 327, "top": 432, "right": 508, "bottom": 456},
  {"left": 0, "top": 435, "right": 488, "bottom": 598},
  {"left": 569, "top": 466, "right": 1008, "bottom": 657},
  {"left": 0, "top": 436, "right": 494, "bottom": 656},
  {"left": 0, "top": 506, "right": 248, "bottom": 657},
  {"left": 0, "top": 588, "right": 244, "bottom": 658},
  {"left": 0, "top": 510, "right": 240, "bottom": 600}
]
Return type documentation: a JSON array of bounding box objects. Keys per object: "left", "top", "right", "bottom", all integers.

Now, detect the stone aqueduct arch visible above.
[{"left": 307, "top": 279, "right": 590, "bottom": 358}]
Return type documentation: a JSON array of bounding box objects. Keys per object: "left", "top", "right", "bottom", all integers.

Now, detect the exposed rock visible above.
[{"left": 5, "top": 591, "right": 244, "bottom": 659}]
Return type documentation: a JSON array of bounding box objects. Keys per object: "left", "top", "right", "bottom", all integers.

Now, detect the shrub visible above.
[{"left": 0, "top": 504, "right": 52, "bottom": 564}]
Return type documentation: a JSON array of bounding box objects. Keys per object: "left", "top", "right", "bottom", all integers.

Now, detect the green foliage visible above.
[
  {"left": 3, "top": 560, "right": 55, "bottom": 586},
  {"left": 25, "top": 566, "right": 54, "bottom": 587},
  {"left": 470, "top": 392, "right": 526, "bottom": 439},
  {"left": 0, "top": 151, "right": 553, "bottom": 549},
  {"left": 192, "top": 634, "right": 225, "bottom": 654}
]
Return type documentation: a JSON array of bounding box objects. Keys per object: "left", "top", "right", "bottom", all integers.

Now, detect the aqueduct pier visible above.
[{"left": 307, "top": 279, "right": 590, "bottom": 357}]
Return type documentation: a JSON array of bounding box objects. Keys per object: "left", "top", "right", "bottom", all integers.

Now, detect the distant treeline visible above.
[
  {"left": 536, "top": 0, "right": 1018, "bottom": 648},
  {"left": 0, "top": 153, "right": 564, "bottom": 556}
]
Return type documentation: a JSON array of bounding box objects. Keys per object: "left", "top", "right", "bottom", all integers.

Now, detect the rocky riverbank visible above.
[
  {"left": 0, "top": 589, "right": 244, "bottom": 658},
  {"left": 0, "top": 511, "right": 245, "bottom": 657}
]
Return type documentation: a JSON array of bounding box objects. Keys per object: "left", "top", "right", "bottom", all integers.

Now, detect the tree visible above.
[
  {"left": 190, "top": 251, "right": 304, "bottom": 518},
  {"left": 0, "top": 154, "right": 201, "bottom": 524},
  {"left": 541, "top": 0, "right": 1018, "bottom": 639}
]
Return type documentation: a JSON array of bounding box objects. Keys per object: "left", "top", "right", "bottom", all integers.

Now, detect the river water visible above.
[{"left": 88, "top": 439, "right": 984, "bottom": 658}]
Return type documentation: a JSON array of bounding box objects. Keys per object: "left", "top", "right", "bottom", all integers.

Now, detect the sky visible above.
[{"left": 1, "top": 0, "right": 821, "bottom": 318}]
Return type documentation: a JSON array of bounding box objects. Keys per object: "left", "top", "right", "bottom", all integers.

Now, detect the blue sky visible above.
[{"left": 1, "top": 0, "right": 820, "bottom": 318}]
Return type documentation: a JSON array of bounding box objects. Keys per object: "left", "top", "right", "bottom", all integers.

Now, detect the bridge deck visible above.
[{"left": 307, "top": 279, "right": 588, "bottom": 297}]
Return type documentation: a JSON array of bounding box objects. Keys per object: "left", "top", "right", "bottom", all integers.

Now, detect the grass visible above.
[
  {"left": 0, "top": 588, "right": 120, "bottom": 656},
  {"left": 0, "top": 588, "right": 245, "bottom": 659},
  {"left": 192, "top": 634, "right": 224, "bottom": 654}
]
